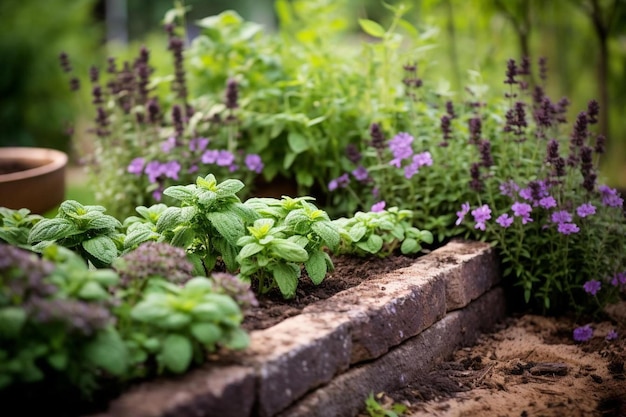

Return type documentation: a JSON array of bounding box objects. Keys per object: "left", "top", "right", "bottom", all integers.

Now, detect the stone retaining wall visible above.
[{"left": 94, "top": 240, "right": 505, "bottom": 417}]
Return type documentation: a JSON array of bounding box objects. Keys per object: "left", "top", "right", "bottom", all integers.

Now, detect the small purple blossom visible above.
[
  {"left": 352, "top": 166, "right": 369, "bottom": 182},
  {"left": 371, "top": 201, "right": 386, "bottom": 212},
  {"left": 162, "top": 161, "right": 181, "bottom": 180},
  {"left": 161, "top": 137, "right": 177, "bottom": 153},
  {"left": 496, "top": 213, "right": 514, "bottom": 228},
  {"left": 573, "top": 325, "right": 593, "bottom": 342},
  {"left": 582, "top": 279, "right": 601, "bottom": 296},
  {"left": 216, "top": 150, "right": 235, "bottom": 167},
  {"left": 128, "top": 157, "right": 145, "bottom": 175},
  {"left": 551, "top": 210, "right": 572, "bottom": 224},
  {"left": 598, "top": 185, "right": 624, "bottom": 208},
  {"left": 404, "top": 152, "right": 433, "bottom": 179},
  {"left": 201, "top": 150, "right": 219, "bottom": 164},
  {"left": 538, "top": 196, "right": 557, "bottom": 209},
  {"left": 328, "top": 173, "right": 350, "bottom": 191},
  {"left": 610, "top": 272, "right": 626, "bottom": 287},
  {"left": 557, "top": 222, "right": 580, "bottom": 235},
  {"left": 388, "top": 132, "right": 414, "bottom": 162},
  {"left": 519, "top": 188, "right": 532, "bottom": 201},
  {"left": 189, "top": 137, "right": 209, "bottom": 152},
  {"left": 499, "top": 180, "right": 520, "bottom": 198},
  {"left": 606, "top": 330, "right": 618, "bottom": 341},
  {"left": 145, "top": 161, "right": 163, "bottom": 183},
  {"left": 576, "top": 203, "right": 596, "bottom": 218},
  {"left": 245, "top": 154, "right": 264, "bottom": 173},
  {"left": 511, "top": 202, "right": 533, "bottom": 224},
  {"left": 455, "top": 202, "right": 470, "bottom": 226},
  {"left": 471, "top": 204, "right": 492, "bottom": 231}
]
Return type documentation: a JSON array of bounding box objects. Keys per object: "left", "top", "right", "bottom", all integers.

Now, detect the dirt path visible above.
[{"left": 367, "top": 304, "right": 626, "bottom": 417}]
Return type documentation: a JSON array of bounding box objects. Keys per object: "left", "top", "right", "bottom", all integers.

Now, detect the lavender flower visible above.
[
  {"left": 440, "top": 115, "right": 452, "bottom": 142},
  {"left": 352, "top": 166, "right": 369, "bottom": 182},
  {"left": 388, "top": 132, "right": 414, "bottom": 167},
  {"left": 127, "top": 157, "right": 146, "bottom": 175},
  {"left": 161, "top": 137, "right": 177, "bottom": 153},
  {"left": 145, "top": 161, "right": 163, "bottom": 183},
  {"left": 216, "top": 150, "right": 235, "bottom": 167},
  {"left": 371, "top": 201, "right": 386, "bottom": 212},
  {"left": 576, "top": 203, "right": 596, "bottom": 218},
  {"left": 455, "top": 202, "right": 470, "bottom": 226},
  {"left": 27, "top": 298, "right": 112, "bottom": 336},
  {"left": 598, "top": 185, "right": 624, "bottom": 208},
  {"left": 328, "top": 173, "right": 350, "bottom": 191},
  {"left": 551, "top": 210, "right": 572, "bottom": 224},
  {"left": 538, "top": 196, "right": 557, "bottom": 209},
  {"left": 496, "top": 213, "right": 514, "bottom": 228},
  {"left": 162, "top": 161, "right": 181, "bottom": 180},
  {"left": 557, "top": 222, "right": 580, "bottom": 235},
  {"left": 583, "top": 280, "right": 601, "bottom": 296},
  {"left": 404, "top": 152, "right": 433, "bottom": 179},
  {"left": 201, "top": 150, "right": 219, "bottom": 164},
  {"left": 345, "top": 144, "right": 362, "bottom": 164},
  {"left": 499, "top": 180, "right": 520, "bottom": 197},
  {"left": 573, "top": 325, "right": 593, "bottom": 342},
  {"left": 225, "top": 78, "right": 239, "bottom": 110},
  {"left": 245, "top": 154, "right": 264, "bottom": 174},
  {"left": 606, "top": 330, "right": 618, "bottom": 341},
  {"left": 471, "top": 204, "right": 492, "bottom": 231},
  {"left": 369, "top": 123, "right": 386, "bottom": 151},
  {"left": 479, "top": 140, "right": 494, "bottom": 167},
  {"left": 511, "top": 202, "right": 533, "bottom": 224},
  {"left": 189, "top": 137, "right": 210, "bottom": 152},
  {"left": 586, "top": 99, "right": 599, "bottom": 124}
]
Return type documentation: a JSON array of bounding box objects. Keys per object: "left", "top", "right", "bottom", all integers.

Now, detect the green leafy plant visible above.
[
  {"left": 365, "top": 392, "right": 407, "bottom": 417},
  {"left": 27, "top": 200, "right": 123, "bottom": 268},
  {"left": 0, "top": 208, "right": 43, "bottom": 248}
]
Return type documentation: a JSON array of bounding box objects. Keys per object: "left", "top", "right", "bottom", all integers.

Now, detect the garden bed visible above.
[{"left": 92, "top": 240, "right": 504, "bottom": 417}]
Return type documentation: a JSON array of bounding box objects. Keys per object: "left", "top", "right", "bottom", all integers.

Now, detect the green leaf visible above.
[
  {"left": 156, "top": 207, "right": 183, "bottom": 233},
  {"left": 0, "top": 307, "right": 27, "bottom": 338},
  {"left": 272, "top": 263, "right": 300, "bottom": 299},
  {"left": 238, "top": 242, "right": 264, "bottom": 259},
  {"left": 163, "top": 185, "right": 195, "bottom": 203},
  {"left": 287, "top": 131, "right": 309, "bottom": 154},
  {"left": 311, "top": 221, "right": 340, "bottom": 251},
  {"left": 47, "top": 351, "right": 68, "bottom": 371},
  {"left": 190, "top": 323, "right": 222, "bottom": 346},
  {"left": 83, "top": 328, "right": 128, "bottom": 376},
  {"left": 82, "top": 235, "right": 118, "bottom": 265},
  {"left": 358, "top": 19, "right": 386, "bottom": 38},
  {"left": 223, "top": 328, "right": 249, "bottom": 350},
  {"left": 88, "top": 215, "right": 122, "bottom": 231},
  {"left": 271, "top": 240, "right": 309, "bottom": 262},
  {"left": 305, "top": 251, "right": 327, "bottom": 285},
  {"left": 161, "top": 334, "right": 193, "bottom": 374},
  {"left": 78, "top": 281, "right": 109, "bottom": 300},
  {"left": 160, "top": 312, "right": 192, "bottom": 330},
  {"left": 131, "top": 302, "right": 170, "bottom": 322},
  {"left": 206, "top": 211, "right": 245, "bottom": 246},
  {"left": 366, "top": 234, "right": 384, "bottom": 253},
  {"left": 28, "top": 218, "right": 77, "bottom": 243},
  {"left": 400, "top": 238, "right": 420, "bottom": 255},
  {"left": 348, "top": 223, "right": 367, "bottom": 242},
  {"left": 217, "top": 179, "right": 245, "bottom": 196},
  {"left": 124, "top": 224, "right": 159, "bottom": 249},
  {"left": 170, "top": 226, "right": 195, "bottom": 248}
]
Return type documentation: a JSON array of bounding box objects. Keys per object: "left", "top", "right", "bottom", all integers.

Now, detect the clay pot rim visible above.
[{"left": 0, "top": 147, "right": 68, "bottom": 182}]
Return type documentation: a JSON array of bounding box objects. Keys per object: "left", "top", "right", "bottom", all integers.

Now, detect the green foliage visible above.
[
  {"left": 0, "top": 208, "right": 43, "bottom": 249},
  {"left": 365, "top": 392, "right": 407, "bottom": 417},
  {"left": 0, "top": 0, "right": 100, "bottom": 151}
]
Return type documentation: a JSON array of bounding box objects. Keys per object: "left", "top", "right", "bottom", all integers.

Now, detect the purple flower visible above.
[
  {"left": 388, "top": 132, "right": 414, "bottom": 162},
  {"left": 127, "top": 157, "right": 145, "bottom": 175},
  {"left": 496, "top": 213, "right": 514, "bottom": 228},
  {"left": 573, "top": 325, "right": 593, "bottom": 342},
  {"left": 152, "top": 187, "right": 163, "bottom": 201},
  {"left": 519, "top": 188, "right": 533, "bottom": 201},
  {"left": 201, "top": 150, "right": 219, "bottom": 164},
  {"left": 583, "top": 279, "right": 601, "bottom": 296},
  {"left": 216, "top": 150, "right": 235, "bottom": 167},
  {"left": 499, "top": 180, "right": 520, "bottom": 197},
  {"left": 404, "top": 152, "right": 433, "bottom": 179},
  {"left": 352, "top": 166, "right": 369, "bottom": 182},
  {"left": 471, "top": 204, "right": 492, "bottom": 231},
  {"left": 145, "top": 161, "right": 163, "bottom": 183},
  {"left": 162, "top": 161, "right": 181, "bottom": 180},
  {"left": 371, "top": 201, "right": 386, "bottom": 212},
  {"left": 551, "top": 210, "right": 572, "bottom": 224},
  {"left": 557, "top": 222, "right": 580, "bottom": 235},
  {"left": 598, "top": 185, "right": 624, "bottom": 208},
  {"left": 610, "top": 272, "right": 626, "bottom": 287},
  {"left": 328, "top": 173, "right": 350, "bottom": 191},
  {"left": 511, "top": 202, "right": 533, "bottom": 224},
  {"left": 188, "top": 164, "right": 198, "bottom": 174},
  {"left": 538, "top": 196, "right": 557, "bottom": 209},
  {"left": 189, "top": 137, "right": 209, "bottom": 152},
  {"left": 606, "top": 330, "right": 618, "bottom": 341},
  {"left": 576, "top": 203, "right": 596, "bottom": 218},
  {"left": 455, "top": 202, "right": 470, "bottom": 226},
  {"left": 245, "top": 154, "right": 264, "bottom": 173},
  {"left": 161, "top": 137, "right": 177, "bottom": 153}
]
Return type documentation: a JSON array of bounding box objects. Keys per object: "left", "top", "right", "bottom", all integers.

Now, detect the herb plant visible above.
[{"left": 0, "top": 208, "right": 43, "bottom": 249}]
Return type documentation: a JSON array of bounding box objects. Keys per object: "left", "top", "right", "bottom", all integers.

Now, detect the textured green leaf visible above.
[
  {"left": 83, "top": 328, "right": 128, "bottom": 376},
  {"left": 28, "top": 218, "right": 77, "bottom": 243},
  {"left": 161, "top": 334, "right": 193, "bottom": 374},
  {"left": 217, "top": 179, "right": 245, "bottom": 196},
  {"left": 366, "top": 234, "right": 384, "bottom": 253},
  {"left": 206, "top": 211, "right": 245, "bottom": 246},
  {"left": 272, "top": 263, "right": 299, "bottom": 299},
  {"left": 131, "top": 302, "right": 170, "bottom": 322},
  {"left": 305, "top": 250, "right": 327, "bottom": 285},
  {"left": 82, "top": 236, "right": 118, "bottom": 265},
  {"left": 400, "top": 238, "right": 420, "bottom": 255},
  {"left": 311, "top": 221, "right": 340, "bottom": 251},
  {"left": 238, "top": 242, "right": 264, "bottom": 259},
  {"left": 156, "top": 207, "right": 183, "bottom": 233},
  {"left": 163, "top": 185, "right": 195, "bottom": 202},
  {"left": 348, "top": 223, "right": 367, "bottom": 242},
  {"left": 170, "top": 226, "right": 194, "bottom": 248},
  {"left": 124, "top": 224, "right": 159, "bottom": 249},
  {"left": 271, "top": 240, "right": 309, "bottom": 262},
  {"left": 190, "top": 323, "right": 222, "bottom": 346},
  {"left": 87, "top": 215, "right": 122, "bottom": 231}
]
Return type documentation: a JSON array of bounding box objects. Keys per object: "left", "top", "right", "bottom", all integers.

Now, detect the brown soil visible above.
[
  {"left": 361, "top": 306, "right": 626, "bottom": 417},
  {"left": 242, "top": 253, "right": 418, "bottom": 331}
]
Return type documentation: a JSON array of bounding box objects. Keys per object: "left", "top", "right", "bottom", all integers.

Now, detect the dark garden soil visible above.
[{"left": 359, "top": 305, "right": 626, "bottom": 417}]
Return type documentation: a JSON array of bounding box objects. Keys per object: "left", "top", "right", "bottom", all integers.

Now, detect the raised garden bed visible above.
[{"left": 92, "top": 240, "right": 505, "bottom": 417}]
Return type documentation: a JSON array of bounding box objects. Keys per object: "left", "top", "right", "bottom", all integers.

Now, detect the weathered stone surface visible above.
[
  {"left": 100, "top": 365, "right": 255, "bottom": 417},
  {"left": 278, "top": 287, "right": 506, "bottom": 417},
  {"left": 242, "top": 312, "right": 353, "bottom": 417},
  {"left": 304, "top": 267, "right": 447, "bottom": 364},
  {"left": 429, "top": 240, "right": 500, "bottom": 312}
]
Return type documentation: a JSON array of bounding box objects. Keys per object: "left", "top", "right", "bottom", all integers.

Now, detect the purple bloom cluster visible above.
[
  {"left": 27, "top": 297, "right": 112, "bottom": 337},
  {"left": 471, "top": 204, "right": 492, "bottom": 231},
  {"left": 582, "top": 279, "right": 601, "bottom": 296},
  {"left": 609, "top": 271, "right": 626, "bottom": 287},
  {"left": 404, "top": 152, "right": 433, "bottom": 179},
  {"left": 211, "top": 272, "right": 258, "bottom": 313},
  {"left": 388, "top": 132, "right": 414, "bottom": 167},
  {"left": 598, "top": 185, "right": 624, "bottom": 208},
  {"left": 511, "top": 202, "right": 533, "bottom": 224},
  {"left": 371, "top": 201, "right": 386, "bottom": 213},
  {"left": 455, "top": 202, "right": 470, "bottom": 226},
  {"left": 573, "top": 324, "right": 593, "bottom": 342},
  {"left": 496, "top": 213, "right": 514, "bottom": 228},
  {"left": 328, "top": 173, "right": 351, "bottom": 191}
]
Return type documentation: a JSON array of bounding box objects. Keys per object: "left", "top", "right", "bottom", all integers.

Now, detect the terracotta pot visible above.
[{"left": 0, "top": 147, "right": 68, "bottom": 214}]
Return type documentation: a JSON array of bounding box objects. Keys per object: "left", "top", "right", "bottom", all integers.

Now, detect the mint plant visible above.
[
  {"left": 0, "top": 208, "right": 43, "bottom": 249},
  {"left": 27, "top": 200, "right": 123, "bottom": 268}
]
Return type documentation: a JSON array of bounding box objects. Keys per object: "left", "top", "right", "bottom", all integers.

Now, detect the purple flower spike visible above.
[
  {"left": 573, "top": 325, "right": 593, "bottom": 342},
  {"left": 471, "top": 204, "right": 491, "bottom": 231},
  {"left": 583, "top": 279, "right": 601, "bottom": 296},
  {"left": 371, "top": 201, "right": 386, "bottom": 212},
  {"left": 128, "top": 157, "right": 146, "bottom": 175}
]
